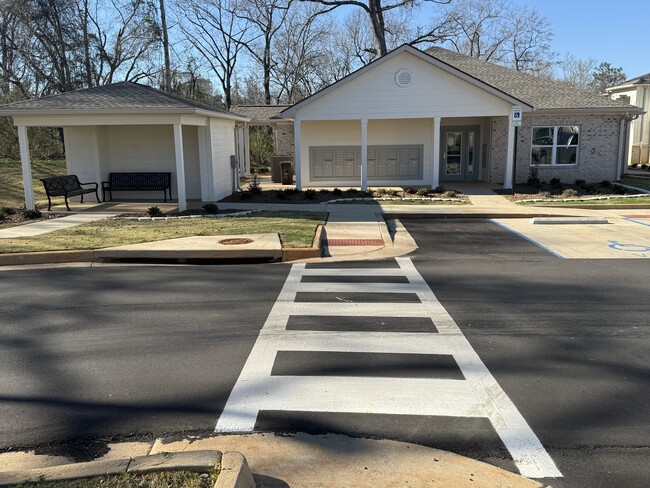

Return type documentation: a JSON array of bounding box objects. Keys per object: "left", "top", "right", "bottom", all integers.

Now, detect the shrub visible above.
[
  {"left": 550, "top": 177, "right": 561, "bottom": 187},
  {"left": 0, "top": 209, "right": 6, "bottom": 221},
  {"left": 249, "top": 126, "right": 274, "bottom": 172},
  {"left": 404, "top": 187, "right": 417, "bottom": 195},
  {"left": 319, "top": 189, "right": 330, "bottom": 194},
  {"left": 562, "top": 188, "right": 578, "bottom": 198},
  {"left": 22, "top": 207, "right": 42, "bottom": 219},
  {"left": 539, "top": 191, "right": 551, "bottom": 199},
  {"left": 375, "top": 188, "right": 386, "bottom": 196},
  {"left": 433, "top": 185, "right": 445, "bottom": 193},
  {"left": 239, "top": 191, "right": 253, "bottom": 200},
  {"left": 364, "top": 189, "right": 375, "bottom": 197},
  {"left": 527, "top": 167, "right": 541, "bottom": 188},
  {"left": 444, "top": 190, "right": 458, "bottom": 198},
  {"left": 202, "top": 203, "right": 219, "bottom": 214},
  {"left": 416, "top": 188, "right": 429, "bottom": 196},
  {"left": 613, "top": 185, "right": 628, "bottom": 195},
  {"left": 642, "top": 164, "right": 649, "bottom": 170},
  {"left": 2, "top": 206, "right": 15, "bottom": 215},
  {"left": 630, "top": 163, "right": 638, "bottom": 168},
  {"left": 284, "top": 187, "right": 297, "bottom": 195},
  {"left": 384, "top": 189, "right": 397, "bottom": 197},
  {"left": 147, "top": 206, "right": 163, "bottom": 217},
  {"left": 275, "top": 190, "right": 286, "bottom": 200},
  {"left": 304, "top": 189, "right": 316, "bottom": 200},
  {"left": 247, "top": 174, "right": 262, "bottom": 194},
  {"left": 332, "top": 188, "right": 343, "bottom": 196},
  {"left": 574, "top": 179, "right": 586, "bottom": 188},
  {"left": 600, "top": 179, "right": 612, "bottom": 188}
]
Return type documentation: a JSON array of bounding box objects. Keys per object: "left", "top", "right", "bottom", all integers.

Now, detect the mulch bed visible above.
[
  {"left": 495, "top": 181, "right": 637, "bottom": 201},
  {"left": 0, "top": 210, "right": 68, "bottom": 229},
  {"left": 220, "top": 188, "right": 463, "bottom": 204}
]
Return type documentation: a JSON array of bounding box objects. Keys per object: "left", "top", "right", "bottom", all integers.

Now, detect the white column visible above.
[
  {"left": 432, "top": 116, "right": 441, "bottom": 189},
  {"left": 18, "top": 125, "right": 35, "bottom": 210},
  {"left": 173, "top": 123, "right": 187, "bottom": 212},
  {"left": 294, "top": 118, "right": 302, "bottom": 190},
  {"left": 360, "top": 118, "right": 368, "bottom": 190},
  {"left": 243, "top": 123, "right": 251, "bottom": 176},
  {"left": 504, "top": 114, "right": 515, "bottom": 189}
]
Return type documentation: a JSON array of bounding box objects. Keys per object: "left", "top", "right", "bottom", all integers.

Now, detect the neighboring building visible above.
[
  {"left": 230, "top": 104, "right": 293, "bottom": 176},
  {"left": 281, "top": 44, "right": 642, "bottom": 190},
  {"left": 0, "top": 82, "right": 249, "bottom": 211},
  {"left": 606, "top": 73, "right": 650, "bottom": 165}
]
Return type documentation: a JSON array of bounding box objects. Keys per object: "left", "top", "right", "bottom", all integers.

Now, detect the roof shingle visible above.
[{"left": 231, "top": 105, "right": 290, "bottom": 121}]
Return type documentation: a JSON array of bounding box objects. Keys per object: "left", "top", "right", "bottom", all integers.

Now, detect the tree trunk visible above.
[
  {"left": 263, "top": 37, "right": 271, "bottom": 104},
  {"left": 158, "top": 0, "right": 172, "bottom": 92},
  {"left": 368, "top": 0, "right": 388, "bottom": 56}
]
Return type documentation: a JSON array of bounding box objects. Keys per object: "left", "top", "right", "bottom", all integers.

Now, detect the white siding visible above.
[
  {"left": 209, "top": 117, "right": 237, "bottom": 201},
  {"left": 297, "top": 51, "right": 511, "bottom": 121},
  {"left": 63, "top": 126, "right": 101, "bottom": 185}
]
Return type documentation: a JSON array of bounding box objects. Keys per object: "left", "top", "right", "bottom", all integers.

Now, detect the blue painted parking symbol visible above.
[{"left": 608, "top": 240, "right": 650, "bottom": 257}]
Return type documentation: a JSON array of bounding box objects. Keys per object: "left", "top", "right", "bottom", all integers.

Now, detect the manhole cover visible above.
[{"left": 219, "top": 238, "right": 253, "bottom": 245}]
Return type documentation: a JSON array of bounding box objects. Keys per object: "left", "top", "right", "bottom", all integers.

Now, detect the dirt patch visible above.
[{"left": 495, "top": 181, "right": 636, "bottom": 201}]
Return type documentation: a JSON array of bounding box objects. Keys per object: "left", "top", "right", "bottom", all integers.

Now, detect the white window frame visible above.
[{"left": 530, "top": 126, "right": 580, "bottom": 166}]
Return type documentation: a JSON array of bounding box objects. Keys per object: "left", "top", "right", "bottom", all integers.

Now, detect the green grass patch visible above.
[
  {"left": 620, "top": 176, "right": 650, "bottom": 191},
  {"left": 518, "top": 196, "right": 650, "bottom": 206},
  {"left": 15, "top": 470, "right": 215, "bottom": 488},
  {"left": 0, "top": 159, "right": 66, "bottom": 208},
  {"left": 0, "top": 211, "right": 326, "bottom": 254}
]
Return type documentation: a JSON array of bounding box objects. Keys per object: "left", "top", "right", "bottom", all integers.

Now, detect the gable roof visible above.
[
  {"left": 606, "top": 73, "right": 650, "bottom": 91},
  {"left": 231, "top": 105, "right": 290, "bottom": 122},
  {"left": 282, "top": 44, "right": 639, "bottom": 118},
  {"left": 0, "top": 82, "right": 248, "bottom": 120}
]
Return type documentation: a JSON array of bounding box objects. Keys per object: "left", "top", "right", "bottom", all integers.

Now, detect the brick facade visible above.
[
  {"left": 490, "top": 113, "right": 624, "bottom": 185},
  {"left": 274, "top": 122, "right": 294, "bottom": 159}
]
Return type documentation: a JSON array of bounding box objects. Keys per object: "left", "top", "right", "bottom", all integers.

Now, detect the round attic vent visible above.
[{"left": 395, "top": 69, "right": 412, "bottom": 87}]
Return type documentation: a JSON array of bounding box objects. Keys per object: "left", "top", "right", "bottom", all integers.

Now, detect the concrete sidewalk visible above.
[
  {"left": 0, "top": 433, "right": 543, "bottom": 488},
  {"left": 0, "top": 213, "right": 116, "bottom": 238}
]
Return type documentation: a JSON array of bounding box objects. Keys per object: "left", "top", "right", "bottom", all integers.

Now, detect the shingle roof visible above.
[
  {"left": 231, "top": 105, "right": 290, "bottom": 121},
  {"left": 608, "top": 73, "right": 650, "bottom": 89},
  {"left": 425, "top": 46, "right": 632, "bottom": 111},
  {"left": 0, "top": 81, "right": 246, "bottom": 118}
]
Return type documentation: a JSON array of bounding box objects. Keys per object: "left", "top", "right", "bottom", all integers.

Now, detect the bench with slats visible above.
[
  {"left": 102, "top": 172, "right": 172, "bottom": 202},
  {"left": 40, "top": 175, "right": 100, "bottom": 211}
]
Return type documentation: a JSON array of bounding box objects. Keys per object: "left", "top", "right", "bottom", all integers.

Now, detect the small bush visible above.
[
  {"left": 630, "top": 163, "right": 638, "bottom": 168},
  {"left": 364, "top": 189, "right": 375, "bottom": 197},
  {"left": 613, "top": 185, "right": 628, "bottom": 195},
  {"left": 527, "top": 167, "right": 541, "bottom": 188},
  {"left": 433, "top": 185, "right": 445, "bottom": 193},
  {"left": 304, "top": 189, "right": 316, "bottom": 200},
  {"left": 375, "top": 188, "right": 386, "bottom": 196},
  {"left": 384, "top": 189, "right": 397, "bottom": 197},
  {"left": 562, "top": 189, "right": 579, "bottom": 198},
  {"left": 284, "top": 187, "right": 298, "bottom": 195},
  {"left": 275, "top": 190, "right": 286, "bottom": 200},
  {"left": 2, "top": 206, "right": 16, "bottom": 215},
  {"left": 0, "top": 209, "right": 6, "bottom": 221},
  {"left": 539, "top": 191, "right": 551, "bottom": 199},
  {"left": 574, "top": 179, "right": 586, "bottom": 188},
  {"left": 239, "top": 191, "right": 253, "bottom": 200},
  {"left": 600, "top": 179, "right": 612, "bottom": 188},
  {"left": 319, "top": 189, "right": 330, "bottom": 194},
  {"left": 247, "top": 174, "right": 262, "bottom": 194},
  {"left": 444, "top": 190, "right": 458, "bottom": 198},
  {"left": 416, "top": 188, "right": 429, "bottom": 196},
  {"left": 404, "top": 187, "right": 417, "bottom": 195},
  {"left": 642, "top": 164, "right": 649, "bottom": 170},
  {"left": 550, "top": 177, "right": 561, "bottom": 187},
  {"left": 332, "top": 188, "right": 343, "bottom": 196},
  {"left": 147, "top": 206, "right": 163, "bottom": 217},
  {"left": 202, "top": 203, "right": 219, "bottom": 214},
  {"left": 22, "top": 207, "right": 42, "bottom": 219}
]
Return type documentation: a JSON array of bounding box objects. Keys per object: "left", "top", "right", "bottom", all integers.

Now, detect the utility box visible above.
[{"left": 281, "top": 161, "right": 293, "bottom": 185}]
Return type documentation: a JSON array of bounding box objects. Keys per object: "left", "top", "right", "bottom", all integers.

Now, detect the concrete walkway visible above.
[{"left": 0, "top": 213, "right": 116, "bottom": 238}]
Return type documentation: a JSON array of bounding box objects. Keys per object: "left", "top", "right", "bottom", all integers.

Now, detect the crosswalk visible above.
[{"left": 215, "top": 257, "right": 561, "bottom": 479}]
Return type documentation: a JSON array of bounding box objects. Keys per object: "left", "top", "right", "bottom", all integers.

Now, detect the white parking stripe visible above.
[{"left": 216, "top": 258, "right": 562, "bottom": 479}]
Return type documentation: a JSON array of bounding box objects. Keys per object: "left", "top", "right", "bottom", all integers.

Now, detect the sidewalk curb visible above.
[
  {"left": 282, "top": 224, "right": 323, "bottom": 261},
  {"left": 0, "top": 450, "right": 255, "bottom": 487}
]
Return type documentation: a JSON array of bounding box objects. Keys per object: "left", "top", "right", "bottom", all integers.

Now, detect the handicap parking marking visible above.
[
  {"left": 216, "top": 257, "right": 562, "bottom": 479},
  {"left": 623, "top": 217, "right": 650, "bottom": 228}
]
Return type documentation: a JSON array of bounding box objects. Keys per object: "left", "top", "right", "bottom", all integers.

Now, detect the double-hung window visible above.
[{"left": 531, "top": 126, "right": 579, "bottom": 165}]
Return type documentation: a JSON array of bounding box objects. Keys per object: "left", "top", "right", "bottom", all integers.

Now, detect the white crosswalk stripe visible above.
[{"left": 215, "top": 257, "right": 562, "bottom": 479}]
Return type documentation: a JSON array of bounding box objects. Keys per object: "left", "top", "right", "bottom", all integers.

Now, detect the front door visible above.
[{"left": 441, "top": 127, "right": 480, "bottom": 181}]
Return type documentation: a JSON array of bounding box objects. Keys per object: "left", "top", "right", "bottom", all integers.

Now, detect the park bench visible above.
[
  {"left": 102, "top": 172, "right": 172, "bottom": 202},
  {"left": 40, "top": 175, "right": 100, "bottom": 211}
]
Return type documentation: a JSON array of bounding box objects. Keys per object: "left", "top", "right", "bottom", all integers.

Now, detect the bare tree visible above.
[
  {"left": 179, "top": 0, "right": 248, "bottom": 109},
  {"left": 158, "top": 0, "right": 172, "bottom": 91},
  {"left": 234, "top": 0, "right": 293, "bottom": 105},
  {"left": 559, "top": 54, "right": 598, "bottom": 89}
]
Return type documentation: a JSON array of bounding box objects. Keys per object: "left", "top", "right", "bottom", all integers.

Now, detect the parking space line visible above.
[
  {"left": 624, "top": 217, "right": 650, "bottom": 227},
  {"left": 489, "top": 219, "right": 565, "bottom": 258},
  {"left": 216, "top": 258, "right": 562, "bottom": 479}
]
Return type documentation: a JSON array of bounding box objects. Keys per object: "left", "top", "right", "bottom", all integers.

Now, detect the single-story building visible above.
[
  {"left": 0, "top": 82, "right": 249, "bottom": 210},
  {"left": 280, "top": 44, "right": 643, "bottom": 190},
  {"left": 606, "top": 73, "right": 650, "bottom": 165}
]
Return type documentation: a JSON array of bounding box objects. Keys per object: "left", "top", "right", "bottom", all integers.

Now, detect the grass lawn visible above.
[
  {"left": 620, "top": 175, "right": 650, "bottom": 191},
  {"left": 0, "top": 159, "right": 66, "bottom": 208},
  {"left": 0, "top": 211, "right": 326, "bottom": 254},
  {"left": 15, "top": 470, "right": 214, "bottom": 488},
  {"left": 518, "top": 196, "right": 650, "bottom": 206}
]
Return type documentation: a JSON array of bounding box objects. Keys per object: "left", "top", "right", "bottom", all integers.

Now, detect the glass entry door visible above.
[{"left": 441, "top": 127, "right": 480, "bottom": 181}]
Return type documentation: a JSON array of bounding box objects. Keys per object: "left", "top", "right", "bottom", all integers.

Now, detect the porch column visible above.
[
  {"left": 432, "top": 116, "right": 441, "bottom": 189},
  {"left": 504, "top": 114, "right": 515, "bottom": 189},
  {"left": 360, "top": 118, "right": 368, "bottom": 190},
  {"left": 243, "top": 123, "right": 251, "bottom": 176},
  {"left": 18, "top": 125, "right": 35, "bottom": 210},
  {"left": 173, "top": 123, "right": 187, "bottom": 212},
  {"left": 294, "top": 118, "right": 302, "bottom": 190}
]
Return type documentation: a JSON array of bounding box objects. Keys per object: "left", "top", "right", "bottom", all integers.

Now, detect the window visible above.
[{"left": 531, "top": 126, "right": 579, "bottom": 165}]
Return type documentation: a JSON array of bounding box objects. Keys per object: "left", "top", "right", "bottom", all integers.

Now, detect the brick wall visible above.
[
  {"left": 275, "top": 122, "right": 294, "bottom": 159},
  {"left": 490, "top": 116, "right": 508, "bottom": 183}
]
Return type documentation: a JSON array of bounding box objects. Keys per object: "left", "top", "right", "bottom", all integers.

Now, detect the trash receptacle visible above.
[{"left": 280, "top": 161, "right": 293, "bottom": 185}]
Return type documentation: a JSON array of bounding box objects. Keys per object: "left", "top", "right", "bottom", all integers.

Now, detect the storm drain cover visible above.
[{"left": 219, "top": 238, "right": 253, "bottom": 245}]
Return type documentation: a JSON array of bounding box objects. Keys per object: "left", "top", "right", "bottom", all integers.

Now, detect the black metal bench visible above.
[
  {"left": 102, "top": 172, "right": 172, "bottom": 202},
  {"left": 40, "top": 175, "right": 100, "bottom": 211}
]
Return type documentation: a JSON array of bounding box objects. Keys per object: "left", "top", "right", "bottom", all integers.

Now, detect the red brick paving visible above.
[{"left": 326, "top": 239, "right": 385, "bottom": 246}]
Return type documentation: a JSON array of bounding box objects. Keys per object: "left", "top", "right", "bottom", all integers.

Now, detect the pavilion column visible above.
[
  {"left": 294, "top": 118, "right": 302, "bottom": 190},
  {"left": 18, "top": 125, "right": 35, "bottom": 210},
  {"left": 173, "top": 123, "right": 187, "bottom": 212},
  {"left": 504, "top": 113, "right": 515, "bottom": 189},
  {"left": 360, "top": 118, "right": 368, "bottom": 190},
  {"left": 432, "top": 116, "right": 441, "bottom": 189}
]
